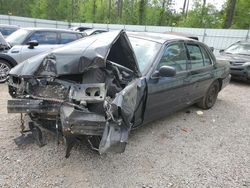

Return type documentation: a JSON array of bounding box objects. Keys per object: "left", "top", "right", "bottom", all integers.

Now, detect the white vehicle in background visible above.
[{"left": 0, "top": 28, "right": 84, "bottom": 82}]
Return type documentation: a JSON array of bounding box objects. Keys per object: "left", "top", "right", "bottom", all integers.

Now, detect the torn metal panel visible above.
[
  {"left": 69, "top": 83, "right": 106, "bottom": 103},
  {"left": 7, "top": 99, "right": 60, "bottom": 114},
  {"left": 98, "top": 79, "right": 146, "bottom": 153},
  {"left": 99, "top": 122, "right": 128, "bottom": 154},
  {"left": 60, "top": 105, "right": 106, "bottom": 136}
]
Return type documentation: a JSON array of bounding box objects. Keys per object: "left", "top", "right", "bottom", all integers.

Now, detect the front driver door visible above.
[{"left": 144, "top": 42, "right": 192, "bottom": 123}]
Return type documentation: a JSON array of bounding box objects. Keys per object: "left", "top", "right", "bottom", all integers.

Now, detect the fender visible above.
[{"left": 0, "top": 53, "right": 18, "bottom": 67}]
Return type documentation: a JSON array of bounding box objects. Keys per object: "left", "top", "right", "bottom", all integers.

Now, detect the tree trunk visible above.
[
  {"left": 158, "top": 0, "right": 166, "bottom": 26},
  {"left": 108, "top": 0, "right": 111, "bottom": 20},
  {"left": 200, "top": 0, "right": 206, "bottom": 27},
  {"left": 138, "top": 0, "right": 146, "bottom": 25},
  {"left": 93, "top": 0, "right": 96, "bottom": 22},
  {"left": 182, "top": 0, "right": 187, "bottom": 14},
  {"left": 224, "top": 0, "right": 237, "bottom": 28},
  {"left": 117, "top": 0, "right": 123, "bottom": 19}
]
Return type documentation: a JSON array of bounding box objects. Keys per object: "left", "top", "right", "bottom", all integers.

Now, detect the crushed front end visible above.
[{"left": 7, "top": 30, "right": 146, "bottom": 157}]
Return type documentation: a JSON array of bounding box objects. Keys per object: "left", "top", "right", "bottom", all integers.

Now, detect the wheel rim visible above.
[
  {"left": 206, "top": 84, "right": 218, "bottom": 107},
  {"left": 0, "top": 62, "right": 10, "bottom": 82}
]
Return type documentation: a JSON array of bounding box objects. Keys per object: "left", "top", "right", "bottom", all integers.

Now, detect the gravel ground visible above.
[{"left": 0, "top": 81, "right": 250, "bottom": 188}]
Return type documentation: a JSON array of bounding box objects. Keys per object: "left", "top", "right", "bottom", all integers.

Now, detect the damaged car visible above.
[{"left": 7, "top": 30, "right": 230, "bottom": 157}]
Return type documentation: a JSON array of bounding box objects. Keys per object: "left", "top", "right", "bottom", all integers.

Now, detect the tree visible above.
[
  {"left": 224, "top": 0, "right": 237, "bottom": 28},
  {"left": 138, "top": 0, "right": 147, "bottom": 25},
  {"left": 178, "top": 0, "right": 223, "bottom": 28},
  {"left": 232, "top": 0, "right": 250, "bottom": 29}
]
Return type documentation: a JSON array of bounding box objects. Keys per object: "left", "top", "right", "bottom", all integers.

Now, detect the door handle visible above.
[{"left": 11, "top": 50, "right": 19, "bottom": 53}]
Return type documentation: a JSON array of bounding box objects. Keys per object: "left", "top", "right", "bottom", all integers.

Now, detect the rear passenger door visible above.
[
  {"left": 20, "top": 31, "right": 60, "bottom": 62},
  {"left": 185, "top": 42, "right": 214, "bottom": 101}
]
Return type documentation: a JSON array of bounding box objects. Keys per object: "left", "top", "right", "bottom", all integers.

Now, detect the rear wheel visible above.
[
  {"left": 0, "top": 60, "right": 11, "bottom": 83},
  {"left": 197, "top": 80, "right": 220, "bottom": 109}
]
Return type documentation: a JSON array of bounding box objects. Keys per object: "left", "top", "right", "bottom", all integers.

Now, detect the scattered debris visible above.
[
  {"left": 181, "top": 128, "right": 188, "bottom": 132},
  {"left": 196, "top": 111, "right": 204, "bottom": 116}
]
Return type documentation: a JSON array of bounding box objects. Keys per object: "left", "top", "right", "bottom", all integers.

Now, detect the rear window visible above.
[{"left": 60, "top": 33, "right": 78, "bottom": 44}]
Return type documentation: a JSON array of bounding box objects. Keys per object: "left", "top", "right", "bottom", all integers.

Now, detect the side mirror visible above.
[
  {"left": 27, "top": 40, "right": 38, "bottom": 49},
  {"left": 219, "top": 49, "right": 224, "bottom": 53},
  {"left": 209, "top": 47, "right": 214, "bottom": 52},
  {"left": 151, "top": 66, "right": 176, "bottom": 79}
]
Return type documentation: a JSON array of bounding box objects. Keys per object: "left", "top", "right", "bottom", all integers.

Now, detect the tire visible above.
[
  {"left": 0, "top": 59, "right": 12, "bottom": 83},
  {"left": 197, "top": 80, "right": 220, "bottom": 110}
]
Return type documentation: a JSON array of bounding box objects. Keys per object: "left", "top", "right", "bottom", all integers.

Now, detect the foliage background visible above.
[{"left": 0, "top": 0, "right": 249, "bottom": 29}]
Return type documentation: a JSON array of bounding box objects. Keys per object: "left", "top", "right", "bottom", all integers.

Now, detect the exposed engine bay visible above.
[{"left": 7, "top": 30, "right": 146, "bottom": 157}]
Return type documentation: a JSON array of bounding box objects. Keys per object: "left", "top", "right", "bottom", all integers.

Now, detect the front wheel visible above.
[
  {"left": 0, "top": 60, "right": 11, "bottom": 83},
  {"left": 197, "top": 80, "right": 220, "bottom": 109}
]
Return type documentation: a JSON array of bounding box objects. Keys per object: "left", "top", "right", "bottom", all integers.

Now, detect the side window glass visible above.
[
  {"left": 29, "top": 32, "right": 57, "bottom": 44},
  {"left": 60, "top": 33, "right": 78, "bottom": 44},
  {"left": 187, "top": 44, "right": 204, "bottom": 69},
  {"left": 158, "top": 43, "right": 188, "bottom": 73},
  {"left": 200, "top": 46, "right": 212, "bottom": 66}
]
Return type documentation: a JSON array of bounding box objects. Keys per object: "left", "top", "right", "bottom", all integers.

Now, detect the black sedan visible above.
[
  {"left": 217, "top": 41, "right": 250, "bottom": 81},
  {"left": 7, "top": 30, "right": 230, "bottom": 157}
]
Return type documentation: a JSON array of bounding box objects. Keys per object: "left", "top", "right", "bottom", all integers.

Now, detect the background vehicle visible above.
[
  {"left": 217, "top": 41, "right": 250, "bottom": 81},
  {"left": 0, "top": 24, "right": 19, "bottom": 37},
  {"left": 7, "top": 30, "right": 230, "bottom": 156},
  {"left": 83, "top": 29, "right": 108, "bottom": 36},
  {"left": 0, "top": 28, "right": 84, "bottom": 82},
  {"left": 69, "top": 26, "right": 92, "bottom": 32}
]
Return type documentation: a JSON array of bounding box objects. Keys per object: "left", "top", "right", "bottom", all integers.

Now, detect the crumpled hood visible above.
[
  {"left": 9, "top": 30, "right": 141, "bottom": 77},
  {"left": 217, "top": 53, "right": 250, "bottom": 62}
]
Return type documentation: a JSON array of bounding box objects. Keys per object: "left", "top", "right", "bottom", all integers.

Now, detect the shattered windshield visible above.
[
  {"left": 129, "top": 36, "right": 161, "bottom": 73},
  {"left": 225, "top": 42, "right": 250, "bottom": 56}
]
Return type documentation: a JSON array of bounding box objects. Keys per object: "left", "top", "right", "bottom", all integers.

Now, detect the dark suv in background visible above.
[
  {"left": 0, "top": 28, "right": 84, "bottom": 82},
  {"left": 0, "top": 24, "right": 19, "bottom": 38}
]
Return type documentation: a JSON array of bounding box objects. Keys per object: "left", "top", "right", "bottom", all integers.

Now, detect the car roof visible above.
[
  {"left": 22, "top": 27, "right": 81, "bottom": 33},
  {"left": 127, "top": 31, "right": 194, "bottom": 44},
  {"left": 165, "top": 32, "right": 199, "bottom": 40}
]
